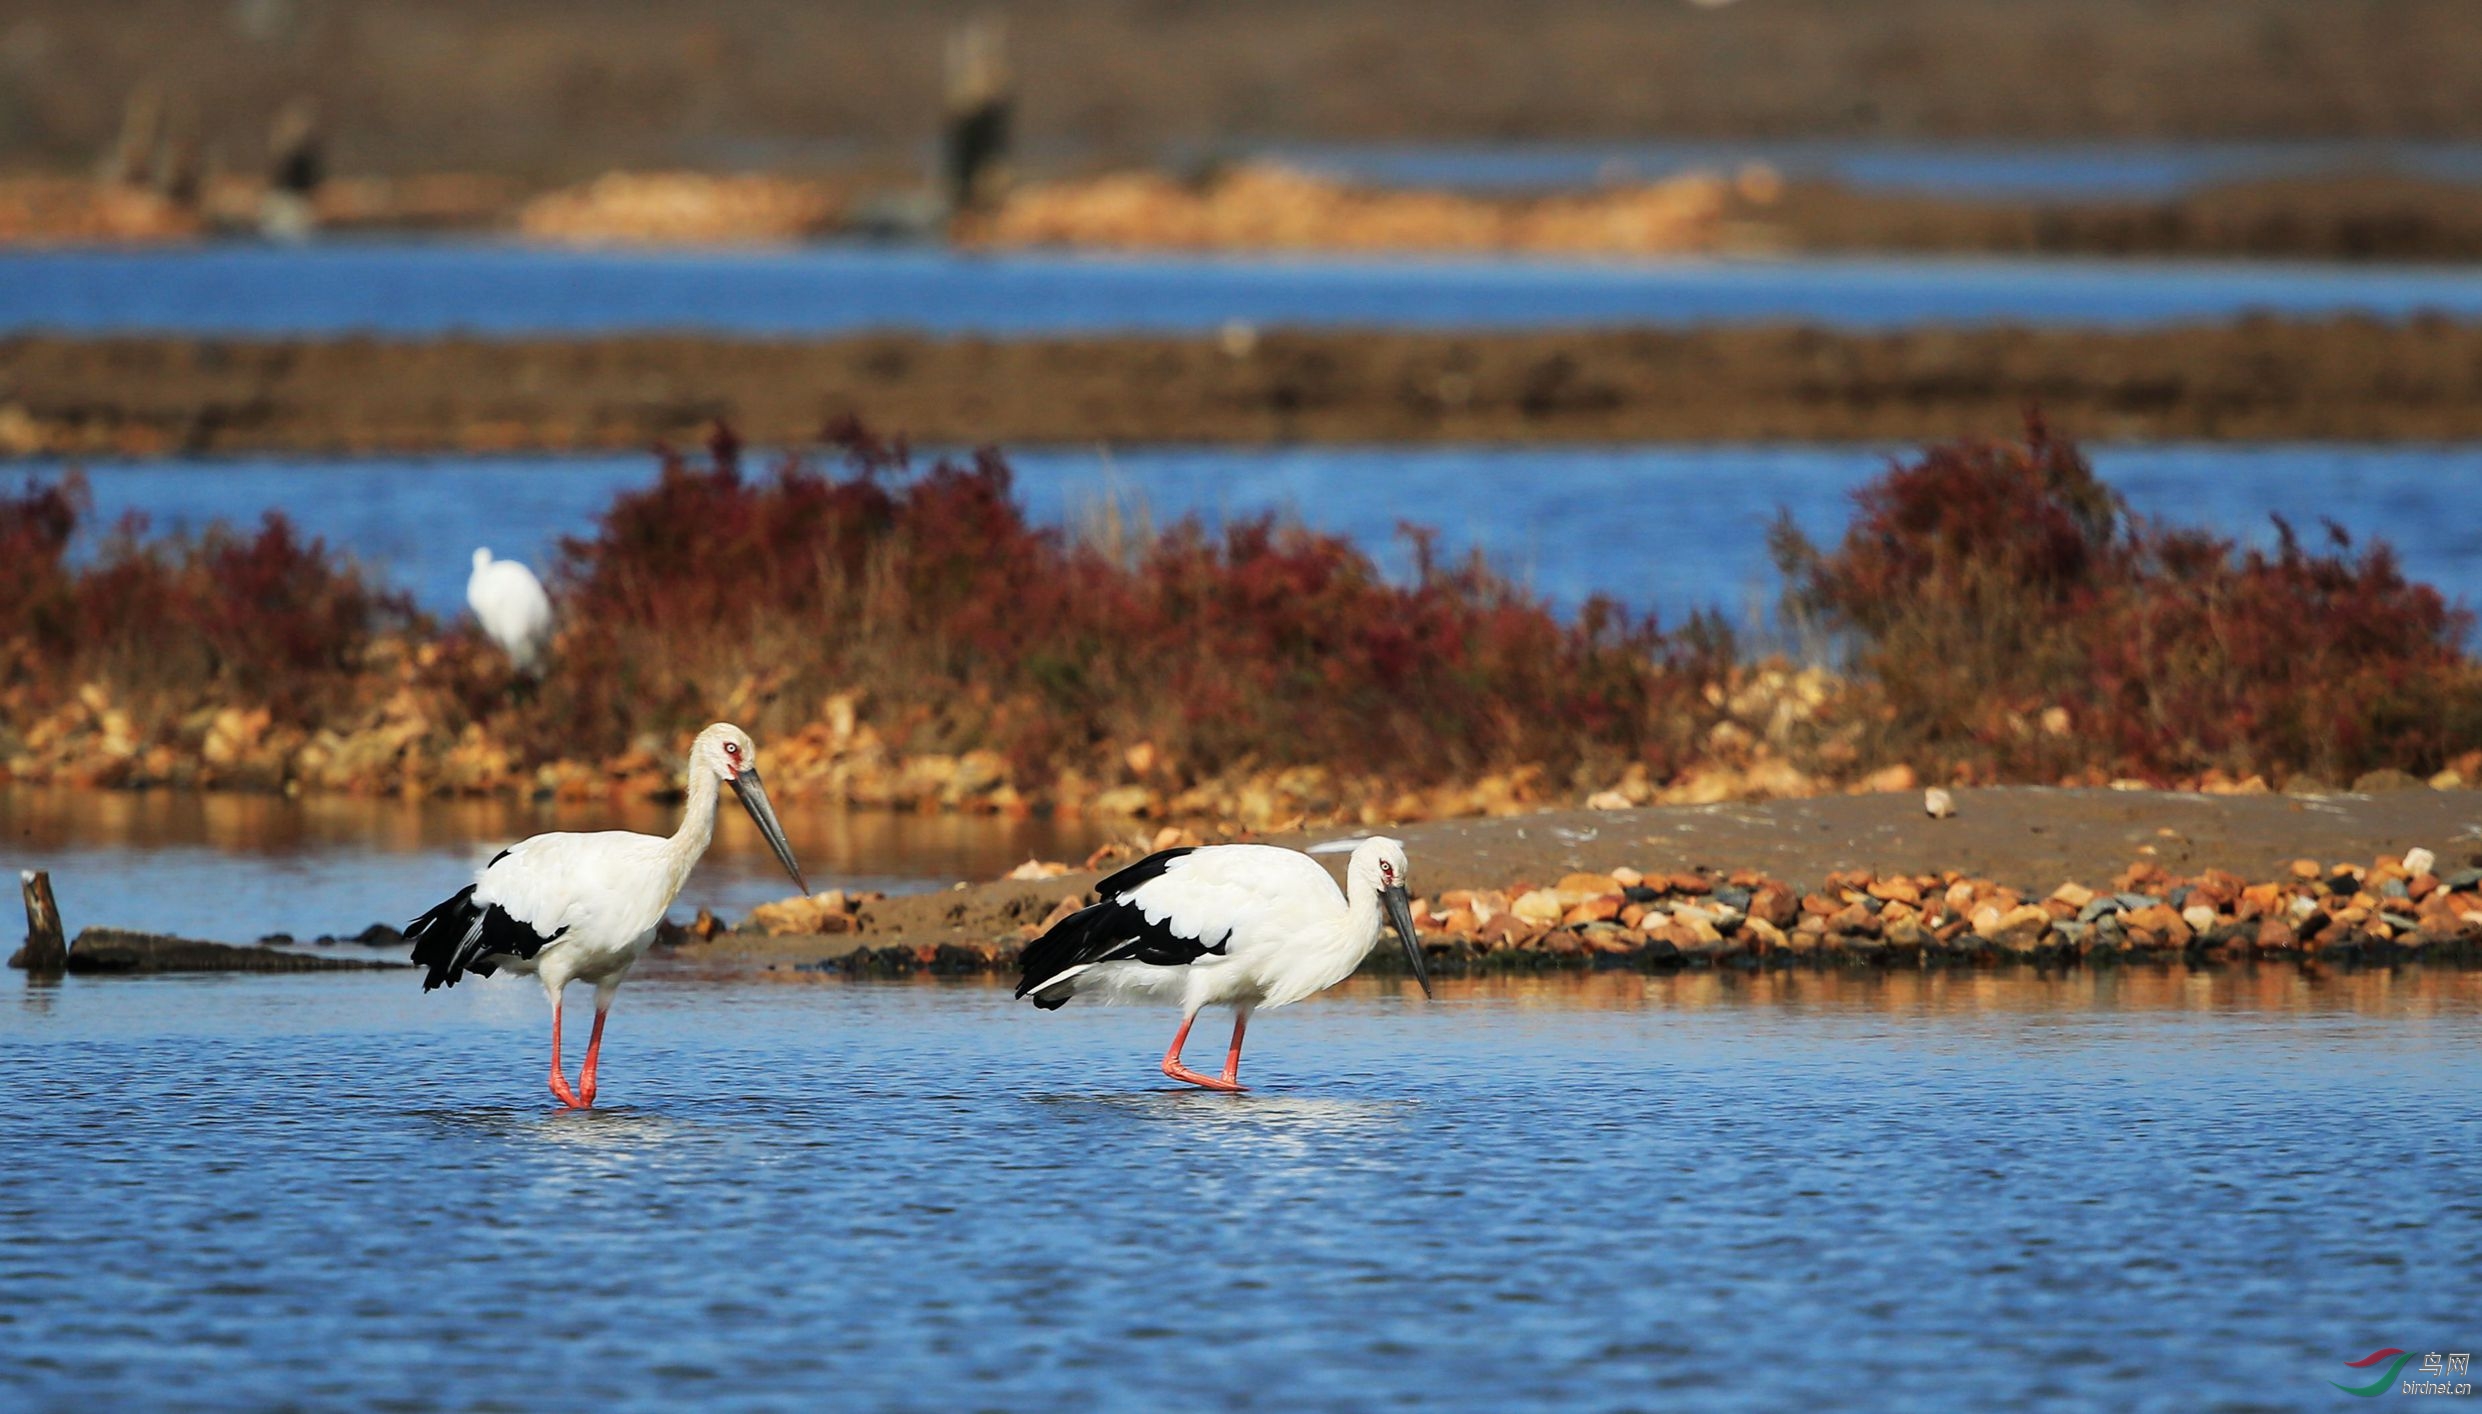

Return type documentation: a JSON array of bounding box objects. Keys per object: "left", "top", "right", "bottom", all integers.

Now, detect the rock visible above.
[
  {"left": 2125, "top": 904, "right": 2193, "bottom": 947},
  {"left": 1990, "top": 904, "right": 2052, "bottom": 948},
  {"left": 2255, "top": 917, "right": 2297, "bottom": 949},
  {"left": 2404, "top": 847, "right": 2437, "bottom": 876},
  {"left": 1923, "top": 787, "right": 1957, "bottom": 819},
  {"left": 2114, "top": 893, "right": 2161, "bottom": 912},
  {"left": 2049, "top": 882, "right": 2096, "bottom": 910},
  {"left": 2289, "top": 858, "right": 2324, "bottom": 880},
  {"left": 2181, "top": 904, "right": 2219, "bottom": 934},
  {"left": 1006, "top": 858, "right": 1071, "bottom": 880},
  {"left": 2350, "top": 768, "right": 2425, "bottom": 793},
  {"left": 1562, "top": 897, "right": 1621, "bottom": 926},
  {"left": 2076, "top": 896, "right": 2122, "bottom": 923},
  {"left": 354, "top": 923, "right": 405, "bottom": 946},
  {"left": 1555, "top": 873, "right": 1625, "bottom": 904},
  {"left": 1512, "top": 889, "right": 1566, "bottom": 924},
  {"left": 1749, "top": 884, "right": 1799, "bottom": 928},
  {"left": 2446, "top": 867, "right": 2482, "bottom": 890},
  {"left": 1609, "top": 867, "right": 1646, "bottom": 888},
  {"left": 1585, "top": 790, "right": 1634, "bottom": 811}
]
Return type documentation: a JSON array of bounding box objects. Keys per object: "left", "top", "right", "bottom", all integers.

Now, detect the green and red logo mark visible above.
[{"left": 2333, "top": 1348, "right": 2413, "bottom": 1397}]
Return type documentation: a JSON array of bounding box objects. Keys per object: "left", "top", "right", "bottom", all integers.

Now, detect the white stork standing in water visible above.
[
  {"left": 405, "top": 723, "right": 807, "bottom": 1109},
  {"left": 1015, "top": 837, "right": 1432, "bottom": 1091},
  {"left": 466, "top": 548, "right": 554, "bottom": 673}
]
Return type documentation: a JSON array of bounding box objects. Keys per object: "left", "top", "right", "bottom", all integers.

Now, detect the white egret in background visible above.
[
  {"left": 406, "top": 723, "right": 807, "bottom": 1109},
  {"left": 1016, "top": 837, "right": 1432, "bottom": 1091},
  {"left": 467, "top": 547, "right": 554, "bottom": 673}
]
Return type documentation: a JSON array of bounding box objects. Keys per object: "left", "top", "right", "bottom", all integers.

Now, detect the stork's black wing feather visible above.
[
  {"left": 1089, "top": 846, "right": 1195, "bottom": 901},
  {"left": 1015, "top": 848, "right": 1228, "bottom": 1006},
  {"left": 405, "top": 883, "right": 565, "bottom": 992}
]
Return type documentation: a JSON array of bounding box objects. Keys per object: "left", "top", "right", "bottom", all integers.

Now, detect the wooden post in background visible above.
[
  {"left": 942, "top": 13, "right": 1013, "bottom": 221},
  {"left": 16, "top": 869, "right": 67, "bottom": 972}
]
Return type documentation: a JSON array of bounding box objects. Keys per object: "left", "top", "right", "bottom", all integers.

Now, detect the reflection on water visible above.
[
  {"left": 0, "top": 973, "right": 2475, "bottom": 1410},
  {"left": 1375, "top": 964, "right": 2482, "bottom": 1019},
  {"left": 0, "top": 785, "right": 1107, "bottom": 941}
]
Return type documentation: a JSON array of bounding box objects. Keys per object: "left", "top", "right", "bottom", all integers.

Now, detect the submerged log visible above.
[
  {"left": 53, "top": 928, "right": 403, "bottom": 975},
  {"left": 14, "top": 869, "right": 67, "bottom": 972}
]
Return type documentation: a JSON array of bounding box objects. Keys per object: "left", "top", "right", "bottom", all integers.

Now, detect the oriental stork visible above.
[
  {"left": 467, "top": 548, "right": 554, "bottom": 673},
  {"left": 405, "top": 722, "right": 807, "bottom": 1109},
  {"left": 1015, "top": 837, "right": 1432, "bottom": 1092}
]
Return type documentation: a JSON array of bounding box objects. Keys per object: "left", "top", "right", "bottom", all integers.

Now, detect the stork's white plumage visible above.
[
  {"left": 1015, "top": 837, "right": 1432, "bottom": 1091},
  {"left": 405, "top": 723, "right": 806, "bottom": 1109},
  {"left": 466, "top": 547, "right": 554, "bottom": 673}
]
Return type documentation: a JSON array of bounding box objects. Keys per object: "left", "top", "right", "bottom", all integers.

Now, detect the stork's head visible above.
[
  {"left": 691, "top": 722, "right": 808, "bottom": 895},
  {"left": 1348, "top": 836, "right": 1431, "bottom": 999},
  {"left": 471, "top": 547, "right": 493, "bottom": 573}
]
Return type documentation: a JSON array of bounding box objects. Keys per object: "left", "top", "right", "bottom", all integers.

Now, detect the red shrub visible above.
[
  {"left": 1778, "top": 420, "right": 2482, "bottom": 781},
  {"left": 0, "top": 477, "right": 412, "bottom": 725},
  {"left": 534, "top": 423, "right": 1725, "bottom": 787}
]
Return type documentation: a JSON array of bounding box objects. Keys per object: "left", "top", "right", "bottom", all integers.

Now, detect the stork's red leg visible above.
[
  {"left": 1161, "top": 1010, "right": 1247, "bottom": 1093},
  {"left": 547, "top": 1003, "right": 585, "bottom": 1109},
  {"left": 1220, "top": 1011, "right": 1249, "bottom": 1088},
  {"left": 575, "top": 1007, "right": 609, "bottom": 1109}
]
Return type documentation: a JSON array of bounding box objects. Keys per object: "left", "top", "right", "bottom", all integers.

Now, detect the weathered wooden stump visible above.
[{"left": 13, "top": 869, "right": 67, "bottom": 973}]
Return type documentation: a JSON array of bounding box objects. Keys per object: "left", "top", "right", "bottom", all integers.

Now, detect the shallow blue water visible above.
[
  {"left": 1255, "top": 139, "right": 2482, "bottom": 197},
  {"left": 10, "top": 245, "right": 2482, "bottom": 336},
  {"left": 0, "top": 971, "right": 2473, "bottom": 1411},
  {"left": 24, "top": 443, "right": 2482, "bottom": 627}
]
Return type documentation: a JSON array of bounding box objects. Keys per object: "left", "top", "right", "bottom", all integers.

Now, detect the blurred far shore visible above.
[{"left": 8, "top": 0, "right": 2482, "bottom": 257}]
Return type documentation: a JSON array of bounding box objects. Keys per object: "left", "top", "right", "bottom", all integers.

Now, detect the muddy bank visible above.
[
  {"left": 14, "top": 317, "right": 2482, "bottom": 454},
  {"left": 9, "top": 1, "right": 2482, "bottom": 181},
  {"left": 1766, "top": 173, "right": 2482, "bottom": 264},
  {"left": 673, "top": 786, "right": 2482, "bottom": 976}
]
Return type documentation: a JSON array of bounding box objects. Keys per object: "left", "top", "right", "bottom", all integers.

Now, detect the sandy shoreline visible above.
[
  {"left": 670, "top": 786, "right": 2482, "bottom": 970},
  {"left": 14, "top": 318, "right": 2482, "bottom": 455}
]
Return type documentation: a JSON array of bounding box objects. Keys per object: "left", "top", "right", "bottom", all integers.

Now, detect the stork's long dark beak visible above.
[
  {"left": 729, "top": 767, "right": 808, "bottom": 894},
  {"left": 1382, "top": 884, "right": 1432, "bottom": 999}
]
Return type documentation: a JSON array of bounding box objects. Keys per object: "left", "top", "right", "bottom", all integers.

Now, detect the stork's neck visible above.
[
  {"left": 664, "top": 759, "right": 723, "bottom": 891},
  {"left": 1339, "top": 878, "right": 1385, "bottom": 957}
]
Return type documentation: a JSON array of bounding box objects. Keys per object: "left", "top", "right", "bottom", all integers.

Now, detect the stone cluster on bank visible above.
[{"left": 699, "top": 844, "right": 2482, "bottom": 979}]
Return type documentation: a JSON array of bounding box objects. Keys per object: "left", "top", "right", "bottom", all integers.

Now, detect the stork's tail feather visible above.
[
  {"left": 1014, "top": 902, "right": 1118, "bottom": 1003},
  {"left": 407, "top": 884, "right": 562, "bottom": 991},
  {"left": 406, "top": 885, "right": 493, "bottom": 991}
]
